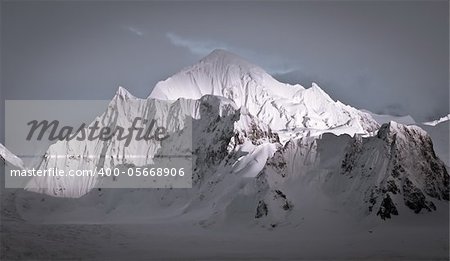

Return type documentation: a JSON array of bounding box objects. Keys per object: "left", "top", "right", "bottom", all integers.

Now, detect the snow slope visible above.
[
  {"left": 0, "top": 143, "right": 24, "bottom": 169},
  {"left": 362, "top": 109, "right": 416, "bottom": 125},
  {"left": 421, "top": 120, "right": 449, "bottom": 166},
  {"left": 15, "top": 120, "right": 448, "bottom": 227},
  {"left": 423, "top": 113, "right": 450, "bottom": 126},
  {"left": 25, "top": 91, "right": 240, "bottom": 197}
]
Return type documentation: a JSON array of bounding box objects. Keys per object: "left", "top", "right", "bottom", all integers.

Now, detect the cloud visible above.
[
  {"left": 126, "top": 26, "right": 144, "bottom": 37},
  {"left": 166, "top": 32, "right": 227, "bottom": 56},
  {"left": 165, "top": 32, "right": 299, "bottom": 74}
]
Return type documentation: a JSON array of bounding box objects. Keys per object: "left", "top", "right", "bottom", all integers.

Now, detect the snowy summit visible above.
[{"left": 19, "top": 49, "right": 449, "bottom": 232}]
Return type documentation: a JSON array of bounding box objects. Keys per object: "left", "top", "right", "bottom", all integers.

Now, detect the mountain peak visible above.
[
  {"left": 148, "top": 51, "right": 378, "bottom": 133},
  {"left": 205, "top": 48, "right": 234, "bottom": 57},
  {"left": 299, "top": 82, "right": 333, "bottom": 103},
  {"left": 199, "top": 49, "right": 260, "bottom": 71},
  {"left": 149, "top": 49, "right": 281, "bottom": 102},
  {"left": 377, "top": 121, "right": 427, "bottom": 141},
  {"left": 309, "top": 82, "right": 330, "bottom": 96},
  {"left": 202, "top": 49, "right": 243, "bottom": 60},
  {"left": 115, "top": 86, "right": 135, "bottom": 99}
]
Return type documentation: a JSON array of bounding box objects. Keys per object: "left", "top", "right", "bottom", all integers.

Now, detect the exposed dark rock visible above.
[
  {"left": 274, "top": 190, "right": 287, "bottom": 199},
  {"left": 341, "top": 139, "right": 362, "bottom": 175},
  {"left": 273, "top": 190, "right": 293, "bottom": 211},
  {"left": 255, "top": 200, "right": 268, "bottom": 218},
  {"left": 384, "top": 180, "right": 400, "bottom": 194},
  {"left": 402, "top": 178, "right": 436, "bottom": 213},
  {"left": 376, "top": 194, "right": 398, "bottom": 220}
]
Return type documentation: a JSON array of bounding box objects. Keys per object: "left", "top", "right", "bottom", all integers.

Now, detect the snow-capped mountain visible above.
[
  {"left": 257, "top": 121, "right": 448, "bottom": 222},
  {"left": 423, "top": 114, "right": 450, "bottom": 126},
  {"left": 150, "top": 50, "right": 379, "bottom": 136},
  {"left": 25, "top": 89, "right": 208, "bottom": 197},
  {"left": 20, "top": 49, "right": 448, "bottom": 224},
  {"left": 25, "top": 49, "right": 378, "bottom": 198}
]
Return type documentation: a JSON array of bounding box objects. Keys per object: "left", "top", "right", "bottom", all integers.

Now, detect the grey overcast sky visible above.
[{"left": 1, "top": 1, "right": 449, "bottom": 141}]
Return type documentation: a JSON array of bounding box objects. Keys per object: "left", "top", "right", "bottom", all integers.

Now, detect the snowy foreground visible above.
[
  {"left": 2, "top": 182, "right": 448, "bottom": 260},
  {"left": 2, "top": 216, "right": 448, "bottom": 260},
  {"left": 1, "top": 50, "right": 449, "bottom": 260}
]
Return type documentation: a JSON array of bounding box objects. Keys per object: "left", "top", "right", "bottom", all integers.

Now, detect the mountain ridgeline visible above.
[{"left": 16, "top": 49, "right": 449, "bottom": 223}]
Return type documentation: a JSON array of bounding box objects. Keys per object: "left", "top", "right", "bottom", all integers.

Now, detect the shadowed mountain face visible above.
[{"left": 259, "top": 121, "right": 448, "bottom": 223}]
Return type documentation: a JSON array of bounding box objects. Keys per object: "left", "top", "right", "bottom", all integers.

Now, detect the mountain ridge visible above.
[
  {"left": 10, "top": 49, "right": 448, "bottom": 225},
  {"left": 149, "top": 49, "right": 379, "bottom": 135}
]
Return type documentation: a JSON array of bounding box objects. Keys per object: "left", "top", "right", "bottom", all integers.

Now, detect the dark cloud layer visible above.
[{"left": 1, "top": 1, "right": 449, "bottom": 142}]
